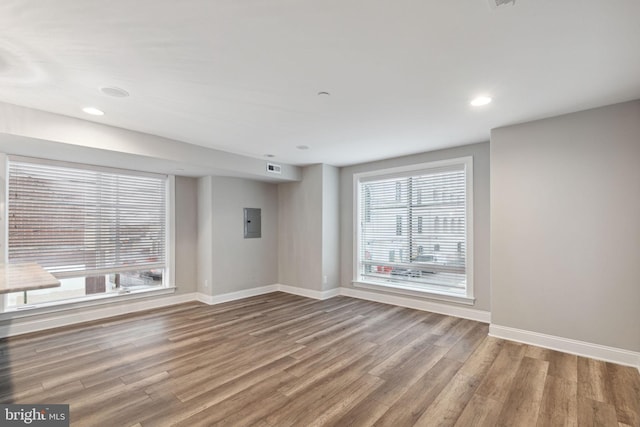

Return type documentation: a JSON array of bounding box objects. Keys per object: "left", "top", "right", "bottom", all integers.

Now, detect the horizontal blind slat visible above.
[
  {"left": 360, "top": 166, "right": 467, "bottom": 291},
  {"left": 8, "top": 160, "right": 167, "bottom": 276}
]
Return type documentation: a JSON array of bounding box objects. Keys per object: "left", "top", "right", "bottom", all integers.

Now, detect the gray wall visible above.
[
  {"left": 197, "top": 176, "right": 214, "bottom": 294},
  {"left": 198, "top": 176, "right": 279, "bottom": 295},
  {"left": 210, "top": 177, "right": 279, "bottom": 294},
  {"left": 491, "top": 100, "right": 640, "bottom": 352},
  {"left": 174, "top": 176, "right": 198, "bottom": 294},
  {"left": 340, "top": 142, "right": 491, "bottom": 311},
  {"left": 278, "top": 165, "right": 324, "bottom": 291},
  {"left": 322, "top": 165, "right": 341, "bottom": 290}
]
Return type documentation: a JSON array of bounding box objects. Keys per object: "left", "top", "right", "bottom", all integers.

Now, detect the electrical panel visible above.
[{"left": 244, "top": 208, "right": 261, "bottom": 238}]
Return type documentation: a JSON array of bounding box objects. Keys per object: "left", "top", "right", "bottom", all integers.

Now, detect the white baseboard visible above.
[
  {"left": 3, "top": 285, "right": 637, "bottom": 372},
  {"left": 194, "top": 284, "right": 339, "bottom": 305},
  {"left": 340, "top": 287, "right": 491, "bottom": 323},
  {"left": 0, "top": 284, "right": 490, "bottom": 338},
  {"left": 196, "top": 285, "right": 487, "bottom": 322},
  {"left": 0, "top": 284, "right": 338, "bottom": 338},
  {"left": 0, "top": 292, "right": 199, "bottom": 338},
  {"left": 490, "top": 324, "right": 640, "bottom": 371},
  {"left": 13, "top": 283, "right": 637, "bottom": 373},
  {"left": 196, "top": 285, "right": 279, "bottom": 305},
  {"left": 277, "top": 284, "right": 341, "bottom": 300}
]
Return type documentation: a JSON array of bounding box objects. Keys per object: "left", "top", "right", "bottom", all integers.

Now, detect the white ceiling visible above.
[{"left": 1, "top": 0, "right": 639, "bottom": 167}]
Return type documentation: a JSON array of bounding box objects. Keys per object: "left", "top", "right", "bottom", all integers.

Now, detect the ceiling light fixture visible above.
[
  {"left": 317, "top": 91, "right": 330, "bottom": 96},
  {"left": 100, "top": 86, "right": 130, "bottom": 98},
  {"left": 264, "top": 154, "right": 275, "bottom": 158},
  {"left": 470, "top": 96, "right": 492, "bottom": 107},
  {"left": 82, "top": 107, "right": 104, "bottom": 116},
  {"left": 296, "top": 145, "right": 310, "bottom": 150}
]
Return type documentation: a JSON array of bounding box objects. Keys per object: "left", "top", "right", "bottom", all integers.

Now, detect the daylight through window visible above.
[{"left": 356, "top": 158, "right": 473, "bottom": 299}]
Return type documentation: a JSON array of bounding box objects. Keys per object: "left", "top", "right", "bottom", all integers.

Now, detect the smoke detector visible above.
[{"left": 488, "top": 0, "right": 516, "bottom": 9}]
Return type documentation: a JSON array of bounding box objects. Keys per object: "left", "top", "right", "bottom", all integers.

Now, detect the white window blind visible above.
[
  {"left": 8, "top": 159, "right": 167, "bottom": 278},
  {"left": 358, "top": 162, "right": 470, "bottom": 295}
]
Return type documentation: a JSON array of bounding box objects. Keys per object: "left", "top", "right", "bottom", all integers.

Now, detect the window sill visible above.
[
  {"left": 352, "top": 280, "right": 475, "bottom": 306},
  {"left": 0, "top": 286, "right": 177, "bottom": 320}
]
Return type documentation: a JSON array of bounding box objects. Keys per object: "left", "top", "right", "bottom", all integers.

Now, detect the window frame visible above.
[
  {"left": 352, "top": 156, "right": 474, "bottom": 305},
  {"left": 0, "top": 155, "right": 176, "bottom": 313}
]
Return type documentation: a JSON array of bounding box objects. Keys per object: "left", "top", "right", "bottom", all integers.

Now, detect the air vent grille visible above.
[{"left": 266, "top": 163, "right": 282, "bottom": 174}]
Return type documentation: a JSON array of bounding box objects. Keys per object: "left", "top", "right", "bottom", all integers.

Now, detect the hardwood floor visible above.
[{"left": 1, "top": 292, "right": 639, "bottom": 426}]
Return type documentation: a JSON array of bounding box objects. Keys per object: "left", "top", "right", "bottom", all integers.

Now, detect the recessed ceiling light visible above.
[
  {"left": 264, "top": 154, "right": 275, "bottom": 158},
  {"left": 100, "top": 86, "right": 130, "bottom": 98},
  {"left": 470, "top": 96, "right": 492, "bottom": 107},
  {"left": 82, "top": 107, "right": 104, "bottom": 116},
  {"left": 296, "top": 145, "right": 310, "bottom": 150},
  {"left": 317, "top": 91, "right": 330, "bottom": 96}
]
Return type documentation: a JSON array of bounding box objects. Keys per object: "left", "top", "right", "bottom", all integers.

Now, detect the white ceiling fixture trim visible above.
[{"left": 82, "top": 107, "right": 104, "bottom": 116}]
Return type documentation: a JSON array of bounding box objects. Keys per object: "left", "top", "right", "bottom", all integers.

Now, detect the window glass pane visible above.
[
  {"left": 359, "top": 162, "right": 469, "bottom": 295},
  {"left": 5, "top": 269, "right": 164, "bottom": 307},
  {"left": 5, "top": 157, "right": 168, "bottom": 309},
  {"left": 8, "top": 159, "right": 167, "bottom": 277}
]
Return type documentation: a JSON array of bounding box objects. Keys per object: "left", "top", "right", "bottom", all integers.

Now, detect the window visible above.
[
  {"left": 355, "top": 157, "right": 473, "bottom": 301},
  {"left": 5, "top": 157, "right": 169, "bottom": 308}
]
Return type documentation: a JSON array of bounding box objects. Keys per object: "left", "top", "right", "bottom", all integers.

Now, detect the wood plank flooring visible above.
[{"left": 1, "top": 292, "right": 639, "bottom": 426}]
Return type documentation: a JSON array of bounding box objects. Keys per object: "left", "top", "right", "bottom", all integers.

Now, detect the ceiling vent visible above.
[
  {"left": 266, "top": 162, "right": 282, "bottom": 174},
  {"left": 488, "top": 0, "right": 516, "bottom": 9}
]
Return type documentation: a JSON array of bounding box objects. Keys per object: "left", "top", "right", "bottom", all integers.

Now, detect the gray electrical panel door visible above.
[{"left": 244, "top": 208, "right": 261, "bottom": 238}]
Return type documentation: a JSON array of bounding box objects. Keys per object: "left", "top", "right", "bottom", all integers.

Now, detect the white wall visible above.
[
  {"left": 491, "top": 100, "right": 640, "bottom": 353},
  {"left": 339, "top": 143, "right": 491, "bottom": 311}
]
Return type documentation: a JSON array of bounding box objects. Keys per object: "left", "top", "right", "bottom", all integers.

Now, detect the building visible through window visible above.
[
  {"left": 5, "top": 157, "right": 168, "bottom": 308},
  {"left": 356, "top": 157, "right": 473, "bottom": 299}
]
